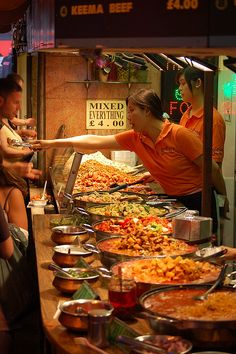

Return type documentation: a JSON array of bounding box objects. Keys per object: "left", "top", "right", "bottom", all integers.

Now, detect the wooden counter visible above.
[{"left": 32, "top": 214, "right": 152, "bottom": 354}]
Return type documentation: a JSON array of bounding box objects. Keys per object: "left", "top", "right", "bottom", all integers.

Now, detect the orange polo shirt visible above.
[
  {"left": 115, "top": 120, "right": 203, "bottom": 196},
  {"left": 180, "top": 106, "right": 225, "bottom": 163}
]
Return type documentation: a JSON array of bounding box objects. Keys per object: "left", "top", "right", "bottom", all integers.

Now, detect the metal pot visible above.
[
  {"left": 52, "top": 245, "right": 94, "bottom": 267},
  {"left": 138, "top": 285, "right": 236, "bottom": 351},
  {"left": 130, "top": 334, "right": 192, "bottom": 354},
  {"left": 52, "top": 267, "right": 99, "bottom": 294},
  {"left": 83, "top": 203, "right": 169, "bottom": 224},
  {"left": 91, "top": 220, "right": 123, "bottom": 242},
  {"left": 58, "top": 299, "right": 113, "bottom": 332},
  {"left": 84, "top": 235, "right": 198, "bottom": 269},
  {"left": 68, "top": 191, "right": 146, "bottom": 209},
  {"left": 51, "top": 225, "right": 90, "bottom": 245},
  {"left": 110, "top": 257, "right": 221, "bottom": 297}
]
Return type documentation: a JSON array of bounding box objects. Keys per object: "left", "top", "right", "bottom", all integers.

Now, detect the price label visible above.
[
  {"left": 166, "top": 0, "right": 199, "bottom": 10},
  {"left": 86, "top": 99, "right": 127, "bottom": 130}
]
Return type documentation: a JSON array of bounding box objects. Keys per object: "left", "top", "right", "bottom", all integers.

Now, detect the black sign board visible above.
[
  {"left": 209, "top": 1, "right": 236, "bottom": 46},
  {"left": 55, "top": 0, "right": 208, "bottom": 39}
]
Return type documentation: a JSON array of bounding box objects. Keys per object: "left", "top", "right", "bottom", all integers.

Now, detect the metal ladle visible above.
[{"left": 193, "top": 263, "right": 228, "bottom": 301}]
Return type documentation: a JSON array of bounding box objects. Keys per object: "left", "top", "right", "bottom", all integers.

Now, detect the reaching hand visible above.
[
  {"left": 136, "top": 172, "right": 155, "bottom": 184},
  {"left": 30, "top": 140, "right": 51, "bottom": 151},
  {"left": 10, "top": 161, "right": 42, "bottom": 180}
]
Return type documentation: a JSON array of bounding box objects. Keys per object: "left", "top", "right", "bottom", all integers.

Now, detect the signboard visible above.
[
  {"left": 55, "top": 0, "right": 208, "bottom": 40},
  {"left": 86, "top": 99, "right": 126, "bottom": 129},
  {"left": 209, "top": 0, "right": 236, "bottom": 46}
]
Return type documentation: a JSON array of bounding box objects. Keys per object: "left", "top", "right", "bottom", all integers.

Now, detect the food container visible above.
[
  {"left": 30, "top": 199, "right": 48, "bottom": 207},
  {"left": 139, "top": 285, "right": 236, "bottom": 351},
  {"left": 111, "top": 257, "right": 220, "bottom": 296},
  {"left": 92, "top": 216, "right": 172, "bottom": 242},
  {"left": 84, "top": 235, "right": 198, "bottom": 268},
  {"left": 49, "top": 214, "right": 89, "bottom": 228},
  {"left": 132, "top": 335, "right": 192, "bottom": 354},
  {"left": 52, "top": 245, "right": 94, "bottom": 267},
  {"left": 72, "top": 191, "right": 145, "bottom": 209},
  {"left": 58, "top": 299, "right": 113, "bottom": 332},
  {"left": 85, "top": 202, "right": 169, "bottom": 224},
  {"left": 51, "top": 225, "right": 90, "bottom": 245},
  {"left": 172, "top": 212, "right": 212, "bottom": 243},
  {"left": 52, "top": 267, "right": 99, "bottom": 294}
]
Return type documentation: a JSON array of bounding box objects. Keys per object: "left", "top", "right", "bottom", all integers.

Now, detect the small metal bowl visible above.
[
  {"left": 52, "top": 245, "right": 94, "bottom": 267},
  {"left": 52, "top": 267, "right": 99, "bottom": 294},
  {"left": 133, "top": 335, "right": 192, "bottom": 354},
  {"left": 51, "top": 225, "right": 90, "bottom": 245},
  {"left": 58, "top": 299, "right": 113, "bottom": 332}
]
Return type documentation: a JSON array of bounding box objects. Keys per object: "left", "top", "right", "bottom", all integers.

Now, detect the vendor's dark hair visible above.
[
  {"left": 176, "top": 66, "right": 204, "bottom": 92},
  {"left": 0, "top": 78, "right": 22, "bottom": 99},
  {"left": 126, "top": 89, "right": 164, "bottom": 121}
]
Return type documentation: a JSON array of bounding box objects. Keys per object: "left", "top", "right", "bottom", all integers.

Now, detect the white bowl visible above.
[{"left": 31, "top": 199, "right": 48, "bottom": 207}]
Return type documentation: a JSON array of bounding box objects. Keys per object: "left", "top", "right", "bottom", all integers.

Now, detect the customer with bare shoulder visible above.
[{"left": 0, "top": 205, "right": 13, "bottom": 259}]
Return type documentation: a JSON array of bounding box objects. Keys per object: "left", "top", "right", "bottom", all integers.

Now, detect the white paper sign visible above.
[{"left": 86, "top": 99, "right": 127, "bottom": 129}]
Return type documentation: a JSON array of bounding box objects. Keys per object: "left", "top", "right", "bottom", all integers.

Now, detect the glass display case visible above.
[{"left": 49, "top": 149, "right": 146, "bottom": 213}]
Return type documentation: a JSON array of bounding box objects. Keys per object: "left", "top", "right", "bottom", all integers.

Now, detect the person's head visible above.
[
  {"left": 126, "top": 89, "right": 164, "bottom": 132},
  {"left": 176, "top": 66, "right": 204, "bottom": 103},
  {"left": 7, "top": 72, "right": 24, "bottom": 88},
  {"left": 0, "top": 78, "right": 22, "bottom": 119}
]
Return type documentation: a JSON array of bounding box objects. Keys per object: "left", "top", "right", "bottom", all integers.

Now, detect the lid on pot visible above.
[{"left": 53, "top": 245, "right": 92, "bottom": 256}]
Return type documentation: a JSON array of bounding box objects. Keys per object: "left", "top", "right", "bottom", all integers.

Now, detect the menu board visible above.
[{"left": 55, "top": 0, "right": 209, "bottom": 39}]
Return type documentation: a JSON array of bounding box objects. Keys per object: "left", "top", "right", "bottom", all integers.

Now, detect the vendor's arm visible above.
[
  {"left": 221, "top": 246, "right": 236, "bottom": 261},
  {"left": 32, "top": 134, "right": 122, "bottom": 151}
]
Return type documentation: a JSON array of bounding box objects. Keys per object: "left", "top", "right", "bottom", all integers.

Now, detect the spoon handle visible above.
[{"left": 204, "top": 263, "right": 228, "bottom": 297}]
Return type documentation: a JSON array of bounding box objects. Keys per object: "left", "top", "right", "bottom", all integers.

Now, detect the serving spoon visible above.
[{"left": 193, "top": 263, "right": 228, "bottom": 301}]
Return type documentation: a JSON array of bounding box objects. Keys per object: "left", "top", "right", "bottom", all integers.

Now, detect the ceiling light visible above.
[{"left": 177, "top": 57, "right": 213, "bottom": 71}]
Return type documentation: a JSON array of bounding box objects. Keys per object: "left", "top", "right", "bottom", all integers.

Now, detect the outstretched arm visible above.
[{"left": 32, "top": 134, "right": 122, "bottom": 151}]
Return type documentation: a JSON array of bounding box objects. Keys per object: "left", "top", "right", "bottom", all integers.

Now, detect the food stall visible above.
[{"left": 8, "top": 1, "right": 236, "bottom": 353}]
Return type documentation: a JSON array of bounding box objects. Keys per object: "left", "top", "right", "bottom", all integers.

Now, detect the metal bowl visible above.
[
  {"left": 72, "top": 191, "right": 145, "bottom": 209},
  {"left": 139, "top": 285, "right": 236, "bottom": 351},
  {"left": 52, "top": 267, "right": 99, "bottom": 294},
  {"left": 86, "top": 235, "right": 198, "bottom": 269},
  {"left": 85, "top": 202, "right": 169, "bottom": 224},
  {"left": 51, "top": 225, "right": 90, "bottom": 245},
  {"left": 58, "top": 299, "right": 113, "bottom": 332},
  {"left": 52, "top": 244, "right": 94, "bottom": 267},
  {"left": 132, "top": 335, "right": 192, "bottom": 354},
  {"left": 49, "top": 214, "right": 89, "bottom": 228}
]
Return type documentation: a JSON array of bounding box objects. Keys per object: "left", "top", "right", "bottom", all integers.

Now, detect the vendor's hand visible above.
[
  {"left": 136, "top": 172, "right": 155, "bottom": 184},
  {"left": 221, "top": 246, "right": 236, "bottom": 261},
  {"left": 31, "top": 140, "right": 51, "bottom": 151}
]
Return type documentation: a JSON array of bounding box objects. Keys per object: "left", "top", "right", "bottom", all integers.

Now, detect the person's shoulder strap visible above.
[{"left": 3, "top": 187, "right": 16, "bottom": 211}]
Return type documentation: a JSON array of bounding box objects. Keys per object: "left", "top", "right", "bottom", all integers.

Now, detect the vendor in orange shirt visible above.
[
  {"left": 32, "top": 89, "right": 228, "bottom": 233},
  {"left": 176, "top": 66, "right": 226, "bottom": 169}
]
